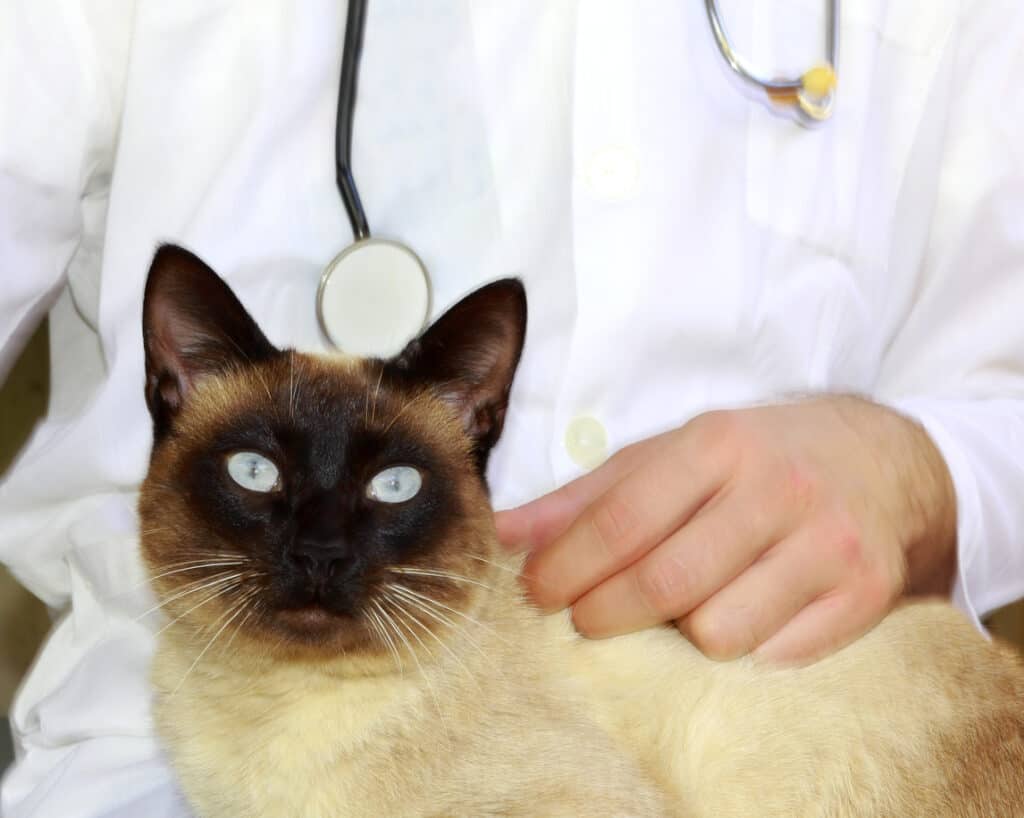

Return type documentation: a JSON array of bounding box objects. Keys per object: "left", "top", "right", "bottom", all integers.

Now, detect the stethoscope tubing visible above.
[
  {"left": 321, "top": 0, "right": 838, "bottom": 354},
  {"left": 320, "top": 0, "right": 431, "bottom": 355},
  {"left": 336, "top": 0, "right": 838, "bottom": 247},
  {"left": 336, "top": 0, "right": 371, "bottom": 241}
]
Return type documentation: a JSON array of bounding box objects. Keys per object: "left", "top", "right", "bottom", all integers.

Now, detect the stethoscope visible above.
[
  {"left": 316, "top": 0, "right": 840, "bottom": 355},
  {"left": 705, "top": 0, "right": 839, "bottom": 126},
  {"left": 316, "top": 0, "right": 431, "bottom": 356}
]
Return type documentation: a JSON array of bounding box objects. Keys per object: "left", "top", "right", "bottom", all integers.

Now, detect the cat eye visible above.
[
  {"left": 226, "top": 451, "right": 281, "bottom": 493},
  {"left": 367, "top": 466, "right": 422, "bottom": 504}
]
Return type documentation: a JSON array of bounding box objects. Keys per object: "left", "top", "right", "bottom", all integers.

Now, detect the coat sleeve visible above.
[
  {"left": 876, "top": 0, "right": 1024, "bottom": 624},
  {"left": 0, "top": 1, "right": 132, "bottom": 381}
]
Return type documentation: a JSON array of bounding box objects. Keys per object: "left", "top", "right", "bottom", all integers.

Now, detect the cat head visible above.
[{"left": 138, "top": 245, "right": 526, "bottom": 664}]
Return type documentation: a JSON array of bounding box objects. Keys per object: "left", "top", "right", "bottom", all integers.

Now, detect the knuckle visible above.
[
  {"left": 816, "top": 505, "right": 904, "bottom": 611},
  {"left": 740, "top": 490, "right": 779, "bottom": 543},
  {"left": 588, "top": 494, "right": 641, "bottom": 561},
  {"left": 820, "top": 510, "right": 866, "bottom": 570},
  {"left": 858, "top": 562, "right": 900, "bottom": 611},
  {"left": 779, "top": 457, "right": 820, "bottom": 512},
  {"left": 834, "top": 529, "right": 865, "bottom": 571},
  {"left": 606, "top": 431, "right": 671, "bottom": 475},
  {"left": 689, "top": 410, "right": 739, "bottom": 451},
  {"left": 608, "top": 438, "right": 645, "bottom": 467},
  {"left": 685, "top": 608, "right": 740, "bottom": 660},
  {"left": 635, "top": 560, "right": 689, "bottom": 619}
]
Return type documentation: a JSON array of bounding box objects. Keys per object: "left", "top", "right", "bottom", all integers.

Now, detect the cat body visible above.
[
  {"left": 138, "top": 246, "right": 1024, "bottom": 818},
  {"left": 152, "top": 565, "right": 1024, "bottom": 818},
  {"left": 152, "top": 567, "right": 673, "bottom": 818}
]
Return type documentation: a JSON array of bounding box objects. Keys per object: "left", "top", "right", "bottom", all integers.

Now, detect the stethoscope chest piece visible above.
[{"left": 317, "top": 238, "right": 430, "bottom": 357}]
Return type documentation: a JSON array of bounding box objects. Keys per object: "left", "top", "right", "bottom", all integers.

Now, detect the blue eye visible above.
[
  {"left": 367, "top": 466, "right": 422, "bottom": 504},
  {"left": 227, "top": 451, "right": 281, "bottom": 493}
]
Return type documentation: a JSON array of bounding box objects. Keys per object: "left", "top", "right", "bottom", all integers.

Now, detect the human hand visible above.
[{"left": 496, "top": 397, "right": 957, "bottom": 664}]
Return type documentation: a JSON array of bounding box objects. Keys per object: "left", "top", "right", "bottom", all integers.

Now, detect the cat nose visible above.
[
  {"left": 290, "top": 551, "right": 342, "bottom": 580},
  {"left": 288, "top": 540, "right": 349, "bottom": 580}
]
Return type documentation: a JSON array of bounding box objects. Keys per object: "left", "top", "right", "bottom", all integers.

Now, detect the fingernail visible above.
[{"left": 569, "top": 605, "right": 591, "bottom": 636}]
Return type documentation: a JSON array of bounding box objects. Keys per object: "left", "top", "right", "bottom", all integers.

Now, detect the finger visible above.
[
  {"left": 495, "top": 432, "right": 670, "bottom": 553},
  {"left": 752, "top": 589, "right": 887, "bottom": 666},
  {"left": 678, "top": 526, "right": 842, "bottom": 660},
  {"left": 493, "top": 509, "right": 529, "bottom": 551},
  {"left": 569, "top": 482, "right": 790, "bottom": 636},
  {"left": 524, "top": 430, "right": 731, "bottom": 612}
]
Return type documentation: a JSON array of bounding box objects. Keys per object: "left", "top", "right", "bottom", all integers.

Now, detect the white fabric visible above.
[{"left": 2, "top": 1, "right": 1024, "bottom": 814}]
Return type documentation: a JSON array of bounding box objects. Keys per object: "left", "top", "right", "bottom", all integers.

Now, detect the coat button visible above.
[{"left": 564, "top": 416, "right": 609, "bottom": 470}]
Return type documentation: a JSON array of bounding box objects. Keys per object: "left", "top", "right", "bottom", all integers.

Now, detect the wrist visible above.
[
  {"left": 901, "top": 414, "right": 958, "bottom": 596},
  {"left": 855, "top": 397, "right": 958, "bottom": 596}
]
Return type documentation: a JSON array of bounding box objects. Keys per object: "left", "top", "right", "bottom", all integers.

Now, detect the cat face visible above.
[{"left": 138, "top": 246, "right": 526, "bottom": 661}]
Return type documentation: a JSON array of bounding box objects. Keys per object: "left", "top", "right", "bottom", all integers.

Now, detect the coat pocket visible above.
[{"left": 744, "top": 0, "right": 955, "bottom": 271}]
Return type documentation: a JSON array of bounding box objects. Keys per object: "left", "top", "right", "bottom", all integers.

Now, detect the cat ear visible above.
[
  {"left": 142, "top": 244, "right": 277, "bottom": 437},
  {"left": 389, "top": 279, "right": 527, "bottom": 470}
]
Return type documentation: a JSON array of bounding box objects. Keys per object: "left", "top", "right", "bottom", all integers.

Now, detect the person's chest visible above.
[{"left": 91, "top": 0, "right": 956, "bottom": 501}]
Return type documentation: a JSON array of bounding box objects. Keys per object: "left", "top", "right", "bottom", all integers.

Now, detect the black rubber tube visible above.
[{"left": 335, "top": 0, "right": 371, "bottom": 240}]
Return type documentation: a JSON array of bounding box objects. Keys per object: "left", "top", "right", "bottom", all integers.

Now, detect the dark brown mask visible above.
[{"left": 138, "top": 245, "right": 526, "bottom": 659}]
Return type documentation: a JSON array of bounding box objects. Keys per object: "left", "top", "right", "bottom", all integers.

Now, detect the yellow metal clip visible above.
[{"left": 797, "top": 63, "right": 837, "bottom": 121}]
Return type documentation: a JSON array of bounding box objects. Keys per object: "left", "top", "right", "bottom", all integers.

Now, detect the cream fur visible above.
[
  {"left": 142, "top": 350, "right": 1024, "bottom": 816},
  {"left": 152, "top": 556, "right": 1024, "bottom": 818},
  {"left": 153, "top": 561, "right": 673, "bottom": 817}
]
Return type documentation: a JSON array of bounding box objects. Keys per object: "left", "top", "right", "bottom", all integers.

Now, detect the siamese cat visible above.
[{"left": 139, "top": 245, "right": 1024, "bottom": 818}]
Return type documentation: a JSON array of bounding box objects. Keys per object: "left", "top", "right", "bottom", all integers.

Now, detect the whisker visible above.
[
  {"left": 151, "top": 553, "right": 250, "bottom": 569},
  {"left": 387, "top": 583, "right": 458, "bottom": 630},
  {"left": 150, "top": 554, "right": 247, "bottom": 567},
  {"left": 467, "top": 552, "right": 560, "bottom": 591},
  {"left": 150, "top": 580, "right": 244, "bottom": 639},
  {"left": 170, "top": 594, "right": 254, "bottom": 696},
  {"left": 386, "top": 582, "right": 508, "bottom": 646},
  {"left": 220, "top": 598, "right": 259, "bottom": 657},
  {"left": 194, "top": 583, "right": 261, "bottom": 640},
  {"left": 382, "top": 589, "right": 482, "bottom": 694},
  {"left": 381, "top": 388, "right": 429, "bottom": 435},
  {"left": 466, "top": 553, "right": 523, "bottom": 577},
  {"left": 388, "top": 566, "right": 494, "bottom": 592},
  {"left": 135, "top": 572, "right": 245, "bottom": 621},
  {"left": 365, "top": 605, "right": 404, "bottom": 676},
  {"left": 104, "top": 559, "right": 249, "bottom": 602},
  {"left": 376, "top": 597, "right": 450, "bottom": 743},
  {"left": 370, "top": 364, "right": 385, "bottom": 425},
  {"left": 379, "top": 595, "right": 438, "bottom": 667},
  {"left": 145, "top": 560, "right": 247, "bottom": 585},
  {"left": 386, "top": 583, "right": 499, "bottom": 670},
  {"left": 372, "top": 599, "right": 411, "bottom": 670}
]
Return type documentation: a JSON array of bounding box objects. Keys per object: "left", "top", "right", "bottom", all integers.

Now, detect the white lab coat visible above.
[{"left": 2, "top": 1, "right": 1023, "bottom": 815}]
